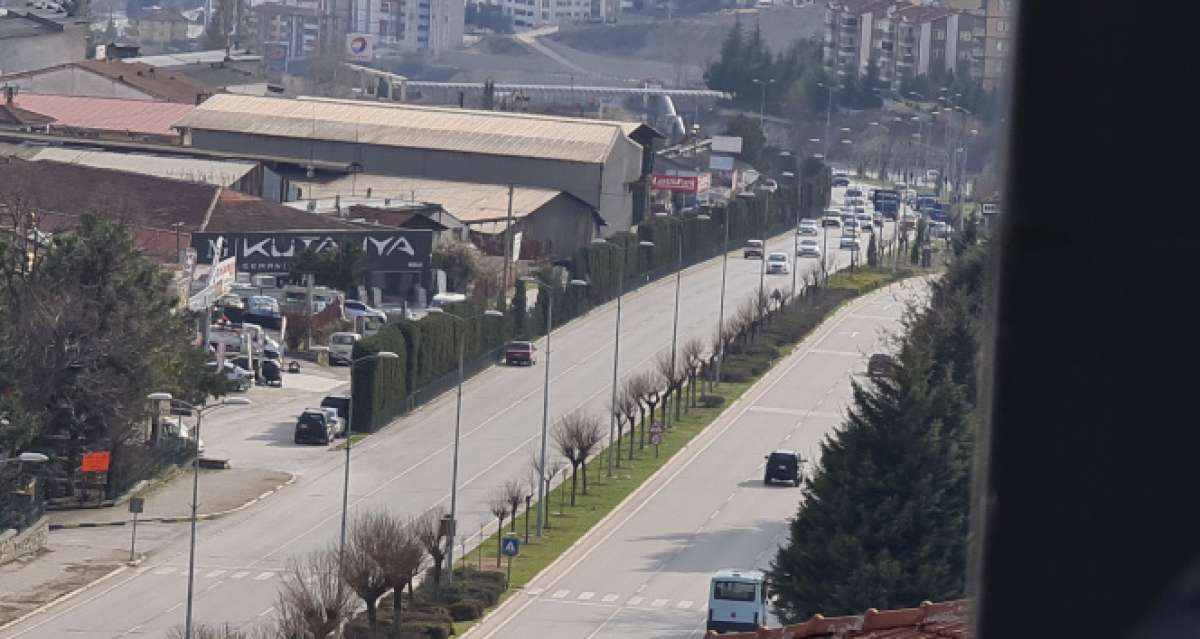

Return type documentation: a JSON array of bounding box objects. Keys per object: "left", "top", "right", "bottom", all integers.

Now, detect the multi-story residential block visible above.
[
  {"left": 132, "top": 9, "right": 190, "bottom": 45},
  {"left": 824, "top": 0, "right": 989, "bottom": 93},
  {"left": 251, "top": 2, "right": 322, "bottom": 61},
  {"left": 982, "top": 0, "right": 1011, "bottom": 90},
  {"left": 348, "top": 0, "right": 463, "bottom": 54}
]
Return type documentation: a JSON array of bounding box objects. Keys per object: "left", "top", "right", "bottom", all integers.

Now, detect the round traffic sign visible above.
[{"left": 650, "top": 432, "right": 662, "bottom": 446}]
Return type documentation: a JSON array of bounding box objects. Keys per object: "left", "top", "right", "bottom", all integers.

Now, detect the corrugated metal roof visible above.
[
  {"left": 30, "top": 147, "right": 256, "bottom": 187},
  {"left": 13, "top": 93, "right": 194, "bottom": 136},
  {"left": 291, "top": 174, "right": 564, "bottom": 224},
  {"left": 174, "top": 94, "right": 638, "bottom": 164}
]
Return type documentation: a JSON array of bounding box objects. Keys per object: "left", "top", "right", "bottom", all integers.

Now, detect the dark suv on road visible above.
[{"left": 764, "top": 450, "right": 804, "bottom": 486}]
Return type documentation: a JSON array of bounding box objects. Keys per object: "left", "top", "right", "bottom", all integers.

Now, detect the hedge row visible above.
[
  {"left": 345, "top": 567, "right": 506, "bottom": 639},
  {"left": 352, "top": 161, "right": 832, "bottom": 430}
]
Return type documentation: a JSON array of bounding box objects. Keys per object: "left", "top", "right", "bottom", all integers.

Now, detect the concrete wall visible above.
[
  {"left": 0, "top": 28, "right": 86, "bottom": 76},
  {"left": 1, "top": 65, "right": 150, "bottom": 99},
  {"left": 0, "top": 516, "right": 48, "bottom": 566},
  {"left": 187, "top": 129, "right": 639, "bottom": 232}
]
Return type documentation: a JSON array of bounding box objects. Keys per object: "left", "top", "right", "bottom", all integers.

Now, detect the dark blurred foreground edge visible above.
[{"left": 972, "top": 1, "right": 1200, "bottom": 637}]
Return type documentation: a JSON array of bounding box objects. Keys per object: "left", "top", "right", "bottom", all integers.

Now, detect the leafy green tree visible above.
[
  {"left": 290, "top": 241, "right": 368, "bottom": 293},
  {"left": 0, "top": 215, "right": 221, "bottom": 498},
  {"left": 723, "top": 115, "right": 766, "bottom": 167}
]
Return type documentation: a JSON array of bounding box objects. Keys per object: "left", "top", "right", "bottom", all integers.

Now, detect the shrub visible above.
[
  {"left": 699, "top": 394, "right": 725, "bottom": 408},
  {"left": 402, "top": 606, "right": 452, "bottom": 625},
  {"left": 719, "top": 363, "right": 753, "bottom": 383},
  {"left": 746, "top": 343, "right": 779, "bottom": 361},
  {"left": 448, "top": 599, "right": 484, "bottom": 621},
  {"left": 397, "top": 621, "right": 452, "bottom": 639}
]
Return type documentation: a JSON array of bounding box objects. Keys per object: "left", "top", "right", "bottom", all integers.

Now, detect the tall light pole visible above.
[
  {"left": 735, "top": 191, "right": 766, "bottom": 320},
  {"left": 751, "top": 78, "right": 775, "bottom": 130},
  {"left": 338, "top": 351, "right": 399, "bottom": 574},
  {"left": 658, "top": 212, "right": 709, "bottom": 424},
  {"left": 592, "top": 237, "right": 654, "bottom": 478},
  {"left": 145, "top": 393, "right": 251, "bottom": 639},
  {"left": 424, "top": 309, "right": 501, "bottom": 582},
  {"left": 522, "top": 275, "right": 589, "bottom": 537},
  {"left": 714, "top": 204, "right": 730, "bottom": 387},
  {"left": 817, "top": 81, "right": 838, "bottom": 158}
]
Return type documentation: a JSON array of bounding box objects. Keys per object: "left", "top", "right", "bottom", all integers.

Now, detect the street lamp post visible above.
[
  {"left": 592, "top": 237, "right": 654, "bottom": 478},
  {"left": 145, "top": 392, "right": 251, "bottom": 639},
  {"left": 522, "top": 275, "right": 588, "bottom": 536},
  {"left": 424, "top": 308, "right": 501, "bottom": 582},
  {"left": 714, "top": 204, "right": 730, "bottom": 387},
  {"left": 751, "top": 78, "right": 775, "bottom": 130},
  {"left": 657, "top": 212, "right": 709, "bottom": 425},
  {"left": 338, "top": 351, "right": 399, "bottom": 574}
]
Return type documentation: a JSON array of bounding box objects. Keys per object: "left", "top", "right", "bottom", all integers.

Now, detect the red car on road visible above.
[{"left": 504, "top": 341, "right": 537, "bottom": 366}]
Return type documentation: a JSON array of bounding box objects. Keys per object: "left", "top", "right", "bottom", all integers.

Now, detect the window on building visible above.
[
  {"left": 999, "top": 19, "right": 1008, "bottom": 32},
  {"left": 960, "top": 30, "right": 972, "bottom": 41},
  {"left": 996, "top": 40, "right": 1004, "bottom": 52},
  {"left": 935, "top": 29, "right": 945, "bottom": 40}
]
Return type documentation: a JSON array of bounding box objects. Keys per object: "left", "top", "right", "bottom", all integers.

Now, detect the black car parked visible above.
[
  {"left": 764, "top": 450, "right": 804, "bottom": 486},
  {"left": 295, "top": 409, "right": 335, "bottom": 445}
]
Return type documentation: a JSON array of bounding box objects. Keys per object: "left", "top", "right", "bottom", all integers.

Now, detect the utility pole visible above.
[{"left": 501, "top": 184, "right": 515, "bottom": 296}]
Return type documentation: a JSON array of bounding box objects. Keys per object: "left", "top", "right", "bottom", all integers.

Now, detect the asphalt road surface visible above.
[
  {"left": 469, "top": 279, "right": 928, "bottom": 639},
  {"left": 0, "top": 184, "right": 902, "bottom": 638}
]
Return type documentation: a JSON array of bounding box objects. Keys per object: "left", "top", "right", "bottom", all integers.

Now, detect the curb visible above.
[{"left": 48, "top": 473, "right": 297, "bottom": 531}]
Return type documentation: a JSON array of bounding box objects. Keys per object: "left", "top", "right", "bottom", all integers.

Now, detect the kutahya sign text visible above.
[{"left": 191, "top": 231, "right": 434, "bottom": 274}]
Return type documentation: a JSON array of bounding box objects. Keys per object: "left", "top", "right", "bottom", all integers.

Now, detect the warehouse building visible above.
[{"left": 172, "top": 94, "right": 654, "bottom": 235}]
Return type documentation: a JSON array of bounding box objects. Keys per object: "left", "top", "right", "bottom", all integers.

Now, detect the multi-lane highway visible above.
[
  {"left": 468, "top": 280, "right": 926, "bottom": 639},
  {"left": 0, "top": 184, "right": 899, "bottom": 638}
]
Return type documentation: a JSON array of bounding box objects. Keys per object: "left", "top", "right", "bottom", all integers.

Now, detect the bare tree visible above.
[
  {"left": 341, "top": 511, "right": 392, "bottom": 633},
  {"left": 489, "top": 490, "right": 510, "bottom": 565},
  {"left": 276, "top": 546, "right": 355, "bottom": 639},
  {"left": 655, "top": 349, "right": 686, "bottom": 423},
  {"left": 368, "top": 515, "right": 422, "bottom": 636},
  {"left": 413, "top": 506, "right": 449, "bottom": 595},
  {"left": 167, "top": 624, "right": 257, "bottom": 639},
  {"left": 503, "top": 478, "right": 525, "bottom": 532},
  {"left": 619, "top": 378, "right": 641, "bottom": 462},
  {"left": 637, "top": 371, "right": 662, "bottom": 453},
  {"left": 681, "top": 338, "right": 704, "bottom": 407},
  {"left": 553, "top": 410, "right": 605, "bottom": 503}
]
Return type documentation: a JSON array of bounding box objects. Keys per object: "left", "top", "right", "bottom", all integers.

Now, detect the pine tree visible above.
[{"left": 769, "top": 242, "right": 988, "bottom": 623}]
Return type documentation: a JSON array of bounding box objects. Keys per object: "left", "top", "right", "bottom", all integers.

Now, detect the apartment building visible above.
[
  {"left": 982, "top": 0, "right": 1012, "bottom": 90},
  {"left": 349, "top": 0, "right": 463, "bottom": 54},
  {"left": 824, "top": 0, "right": 987, "bottom": 92},
  {"left": 251, "top": 2, "right": 321, "bottom": 61}
]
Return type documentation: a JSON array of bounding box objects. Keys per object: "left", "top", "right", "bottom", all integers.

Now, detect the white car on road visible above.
[
  {"left": 797, "top": 239, "right": 822, "bottom": 258},
  {"left": 840, "top": 235, "right": 861, "bottom": 250},
  {"left": 344, "top": 300, "right": 387, "bottom": 322},
  {"left": 798, "top": 220, "right": 819, "bottom": 236},
  {"left": 765, "top": 252, "right": 791, "bottom": 274}
]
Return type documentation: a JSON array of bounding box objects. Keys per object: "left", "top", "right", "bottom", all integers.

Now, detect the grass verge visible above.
[
  {"left": 452, "top": 268, "right": 915, "bottom": 637},
  {"left": 334, "top": 432, "right": 370, "bottom": 450}
]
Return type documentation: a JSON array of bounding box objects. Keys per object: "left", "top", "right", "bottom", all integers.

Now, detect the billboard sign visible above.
[
  {"left": 652, "top": 174, "right": 698, "bottom": 192},
  {"left": 346, "top": 34, "right": 374, "bottom": 62},
  {"left": 191, "top": 231, "right": 434, "bottom": 274},
  {"left": 709, "top": 155, "right": 734, "bottom": 171},
  {"left": 710, "top": 136, "right": 743, "bottom": 154}
]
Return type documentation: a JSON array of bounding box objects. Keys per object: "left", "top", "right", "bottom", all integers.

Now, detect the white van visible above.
[
  {"left": 706, "top": 569, "right": 768, "bottom": 633},
  {"left": 329, "top": 332, "right": 360, "bottom": 364}
]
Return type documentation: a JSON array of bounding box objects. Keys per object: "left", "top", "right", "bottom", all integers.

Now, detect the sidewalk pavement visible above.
[
  {"left": 49, "top": 467, "right": 294, "bottom": 529},
  {"left": 0, "top": 467, "right": 294, "bottom": 629}
]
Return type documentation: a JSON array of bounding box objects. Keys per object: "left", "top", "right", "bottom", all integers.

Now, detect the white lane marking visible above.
[
  {"left": 526, "top": 587, "right": 544, "bottom": 596},
  {"left": 577, "top": 591, "right": 595, "bottom": 601},
  {"left": 636, "top": 584, "right": 646, "bottom": 593},
  {"left": 651, "top": 598, "right": 668, "bottom": 608},
  {"left": 257, "top": 608, "right": 273, "bottom": 618},
  {"left": 204, "top": 570, "right": 226, "bottom": 579},
  {"left": 551, "top": 589, "right": 569, "bottom": 599},
  {"left": 850, "top": 314, "right": 902, "bottom": 321},
  {"left": 178, "top": 569, "right": 190, "bottom": 576},
  {"left": 747, "top": 406, "right": 841, "bottom": 419},
  {"left": 677, "top": 600, "right": 694, "bottom": 610},
  {"left": 253, "top": 571, "right": 274, "bottom": 581},
  {"left": 809, "top": 348, "right": 861, "bottom": 357},
  {"left": 627, "top": 596, "right": 644, "bottom": 606},
  {"left": 164, "top": 602, "right": 182, "bottom": 614},
  {"left": 601, "top": 593, "right": 619, "bottom": 603},
  {"left": 204, "top": 580, "right": 223, "bottom": 592},
  {"left": 708, "top": 509, "right": 720, "bottom": 520},
  {"left": 152, "top": 567, "right": 175, "bottom": 576},
  {"left": 583, "top": 606, "right": 624, "bottom": 639},
  {"left": 231, "top": 571, "right": 250, "bottom": 580}
]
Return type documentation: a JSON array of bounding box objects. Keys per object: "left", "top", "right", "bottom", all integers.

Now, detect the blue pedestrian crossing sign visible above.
[{"left": 502, "top": 534, "right": 520, "bottom": 557}]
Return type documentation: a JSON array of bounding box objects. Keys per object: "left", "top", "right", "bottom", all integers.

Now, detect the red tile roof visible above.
[
  {"left": 706, "top": 600, "right": 970, "bottom": 639},
  {"left": 11, "top": 93, "right": 194, "bottom": 136}
]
